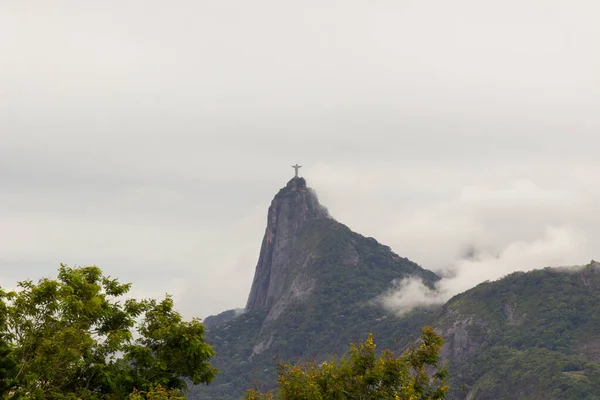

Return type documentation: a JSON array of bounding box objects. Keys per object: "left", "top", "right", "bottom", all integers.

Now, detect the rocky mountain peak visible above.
[{"left": 245, "top": 177, "right": 330, "bottom": 312}]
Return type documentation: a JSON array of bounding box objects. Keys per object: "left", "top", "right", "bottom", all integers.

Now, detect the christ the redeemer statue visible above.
[{"left": 292, "top": 164, "right": 302, "bottom": 178}]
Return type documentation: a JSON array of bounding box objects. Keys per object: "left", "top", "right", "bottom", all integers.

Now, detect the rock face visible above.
[
  {"left": 439, "top": 313, "right": 488, "bottom": 365},
  {"left": 195, "top": 177, "right": 600, "bottom": 400},
  {"left": 245, "top": 177, "right": 329, "bottom": 312},
  {"left": 193, "top": 178, "right": 441, "bottom": 399}
]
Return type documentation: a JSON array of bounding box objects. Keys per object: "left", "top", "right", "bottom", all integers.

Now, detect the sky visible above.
[{"left": 1, "top": 0, "right": 599, "bottom": 319}]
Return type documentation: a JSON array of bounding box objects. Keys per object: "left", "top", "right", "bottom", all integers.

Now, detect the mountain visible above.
[
  {"left": 245, "top": 177, "right": 330, "bottom": 316},
  {"left": 190, "top": 177, "right": 439, "bottom": 399},
  {"left": 438, "top": 262, "right": 600, "bottom": 399},
  {"left": 191, "top": 178, "right": 600, "bottom": 399}
]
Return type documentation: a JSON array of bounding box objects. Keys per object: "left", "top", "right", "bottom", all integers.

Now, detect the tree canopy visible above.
[
  {"left": 0, "top": 265, "right": 216, "bottom": 399},
  {"left": 244, "top": 327, "right": 448, "bottom": 400}
]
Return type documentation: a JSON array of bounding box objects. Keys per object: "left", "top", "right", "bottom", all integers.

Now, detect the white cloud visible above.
[
  {"left": 1, "top": 0, "right": 599, "bottom": 320},
  {"left": 381, "top": 225, "right": 587, "bottom": 315},
  {"left": 379, "top": 277, "right": 442, "bottom": 315},
  {"left": 376, "top": 179, "right": 591, "bottom": 315}
]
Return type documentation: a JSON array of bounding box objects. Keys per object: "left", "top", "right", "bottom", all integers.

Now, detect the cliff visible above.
[
  {"left": 245, "top": 177, "right": 329, "bottom": 312},
  {"left": 192, "top": 177, "right": 600, "bottom": 399},
  {"left": 193, "top": 177, "right": 439, "bottom": 399}
]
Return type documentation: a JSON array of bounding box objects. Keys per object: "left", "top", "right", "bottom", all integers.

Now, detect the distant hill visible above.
[
  {"left": 190, "top": 178, "right": 600, "bottom": 399},
  {"left": 438, "top": 263, "right": 600, "bottom": 399}
]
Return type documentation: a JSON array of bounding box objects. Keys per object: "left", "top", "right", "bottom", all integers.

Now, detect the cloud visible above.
[
  {"left": 381, "top": 225, "right": 587, "bottom": 315},
  {"left": 1, "top": 0, "right": 599, "bottom": 320},
  {"left": 379, "top": 277, "right": 442, "bottom": 315},
  {"left": 377, "top": 179, "right": 591, "bottom": 315}
]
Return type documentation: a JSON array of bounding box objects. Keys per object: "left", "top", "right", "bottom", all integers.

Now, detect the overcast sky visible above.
[{"left": 1, "top": 0, "right": 599, "bottom": 319}]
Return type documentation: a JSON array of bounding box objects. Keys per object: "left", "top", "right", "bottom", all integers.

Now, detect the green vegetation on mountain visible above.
[
  {"left": 193, "top": 177, "right": 600, "bottom": 400},
  {"left": 4, "top": 179, "right": 600, "bottom": 400},
  {"left": 244, "top": 327, "right": 448, "bottom": 400},
  {"left": 0, "top": 265, "right": 216, "bottom": 399},
  {"left": 191, "top": 218, "right": 440, "bottom": 399},
  {"left": 439, "top": 263, "right": 600, "bottom": 399},
  {"left": 204, "top": 309, "right": 245, "bottom": 328},
  {"left": 200, "top": 261, "right": 600, "bottom": 400}
]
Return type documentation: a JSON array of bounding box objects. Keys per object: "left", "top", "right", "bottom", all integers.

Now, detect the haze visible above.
[{"left": 1, "top": 0, "right": 599, "bottom": 319}]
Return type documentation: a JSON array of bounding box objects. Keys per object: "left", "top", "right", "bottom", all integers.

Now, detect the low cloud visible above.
[
  {"left": 379, "top": 277, "right": 442, "bottom": 315},
  {"left": 382, "top": 227, "right": 587, "bottom": 315},
  {"left": 310, "top": 170, "right": 599, "bottom": 316},
  {"left": 1, "top": 0, "right": 599, "bottom": 321}
]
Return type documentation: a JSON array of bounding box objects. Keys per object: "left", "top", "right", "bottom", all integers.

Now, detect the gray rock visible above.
[{"left": 245, "top": 177, "right": 329, "bottom": 313}]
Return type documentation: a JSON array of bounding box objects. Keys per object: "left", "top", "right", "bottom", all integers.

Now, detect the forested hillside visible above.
[
  {"left": 191, "top": 176, "right": 600, "bottom": 400},
  {"left": 439, "top": 263, "right": 600, "bottom": 399},
  {"left": 191, "top": 217, "right": 439, "bottom": 399}
]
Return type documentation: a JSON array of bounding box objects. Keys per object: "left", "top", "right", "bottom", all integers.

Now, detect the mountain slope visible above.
[
  {"left": 437, "top": 262, "right": 600, "bottom": 399},
  {"left": 246, "top": 177, "right": 330, "bottom": 313},
  {"left": 191, "top": 177, "right": 600, "bottom": 399},
  {"left": 197, "top": 262, "right": 600, "bottom": 399},
  {"left": 190, "top": 178, "right": 439, "bottom": 399}
]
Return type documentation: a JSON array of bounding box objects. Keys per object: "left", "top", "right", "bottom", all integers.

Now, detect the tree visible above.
[
  {"left": 244, "top": 327, "right": 448, "bottom": 400},
  {"left": 128, "top": 385, "right": 185, "bottom": 400},
  {"left": 0, "top": 310, "right": 17, "bottom": 395},
  {"left": 0, "top": 265, "right": 217, "bottom": 399}
]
